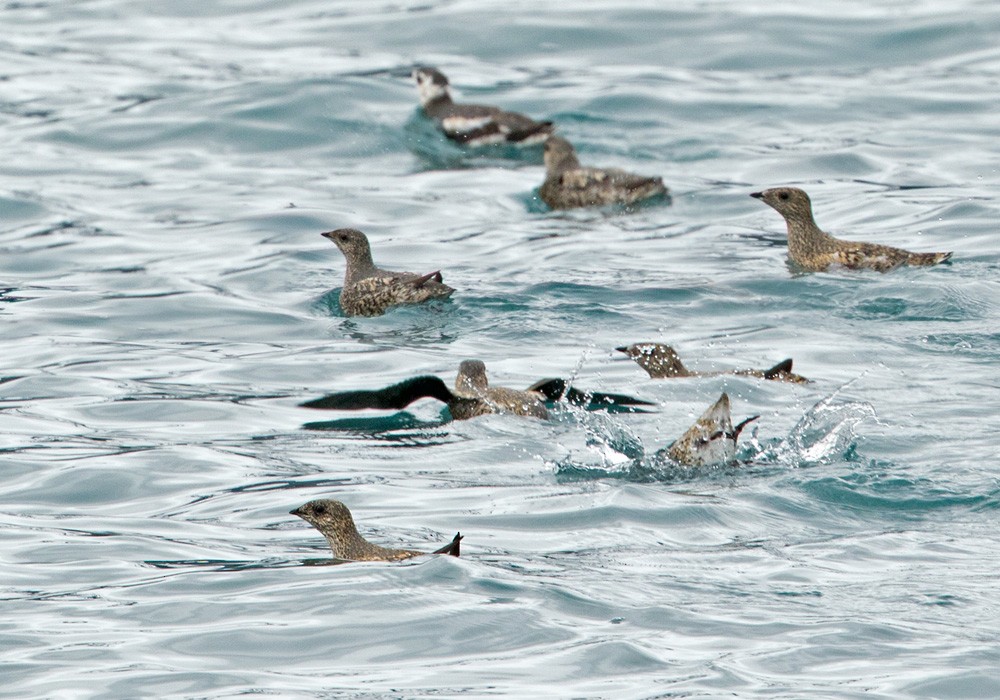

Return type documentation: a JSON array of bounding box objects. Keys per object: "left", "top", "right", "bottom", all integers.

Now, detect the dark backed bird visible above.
[
  {"left": 413, "top": 66, "right": 554, "bottom": 147},
  {"left": 300, "top": 359, "right": 653, "bottom": 421}
]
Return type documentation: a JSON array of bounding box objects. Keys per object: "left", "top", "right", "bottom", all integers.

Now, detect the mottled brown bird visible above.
[
  {"left": 290, "top": 499, "right": 462, "bottom": 562},
  {"left": 666, "top": 393, "right": 759, "bottom": 467},
  {"left": 751, "top": 187, "right": 952, "bottom": 272},
  {"left": 539, "top": 136, "right": 669, "bottom": 210},
  {"left": 616, "top": 342, "right": 809, "bottom": 384},
  {"left": 322, "top": 228, "right": 454, "bottom": 317}
]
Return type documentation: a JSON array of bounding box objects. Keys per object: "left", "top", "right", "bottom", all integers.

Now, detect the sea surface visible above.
[{"left": 2, "top": 1, "right": 999, "bottom": 697}]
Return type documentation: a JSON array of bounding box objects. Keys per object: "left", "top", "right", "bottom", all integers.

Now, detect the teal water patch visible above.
[
  {"left": 796, "top": 474, "right": 995, "bottom": 517},
  {"left": 301, "top": 410, "right": 452, "bottom": 435},
  {"left": 901, "top": 673, "right": 1000, "bottom": 700},
  {"left": 312, "top": 287, "right": 344, "bottom": 316},
  {"left": 311, "top": 288, "right": 464, "bottom": 346},
  {"left": 0, "top": 195, "right": 47, "bottom": 224},
  {"left": 843, "top": 286, "right": 985, "bottom": 323}
]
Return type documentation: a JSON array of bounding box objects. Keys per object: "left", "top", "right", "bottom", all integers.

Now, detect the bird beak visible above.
[
  {"left": 289, "top": 507, "right": 303, "bottom": 516},
  {"left": 320, "top": 231, "right": 335, "bottom": 240},
  {"left": 749, "top": 192, "right": 763, "bottom": 199}
]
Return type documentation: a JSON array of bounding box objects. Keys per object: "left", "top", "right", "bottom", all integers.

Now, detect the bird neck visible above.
[
  {"left": 547, "top": 151, "right": 581, "bottom": 175},
  {"left": 422, "top": 93, "right": 453, "bottom": 112},
  {"left": 784, "top": 212, "right": 830, "bottom": 257},
  {"left": 325, "top": 528, "right": 380, "bottom": 560},
  {"left": 455, "top": 373, "right": 488, "bottom": 396},
  {"left": 343, "top": 250, "right": 378, "bottom": 285}
]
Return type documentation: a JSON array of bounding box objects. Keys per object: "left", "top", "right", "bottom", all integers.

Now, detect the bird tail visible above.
[
  {"left": 763, "top": 359, "right": 794, "bottom": 379},
  {"left": 433, "top": 533, "right": 463, "bottom": 557},
  {"left": 907, "top": 251, "right": 952, "bottom": 266}
]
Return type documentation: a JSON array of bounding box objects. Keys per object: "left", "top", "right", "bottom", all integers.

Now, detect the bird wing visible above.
[
  {"left": 300, "top": 376, "right": 455, "bottom": 410},
  {"left": 762, "top": 359, "right": 794, "bottom": 379},
  {"left": 439, "top": 104, "right": 505, "bottom": 141},
  {"left": 830, "top": 245, "right": 906, "bottom": 272},
  {"left": 432, "top": 533, "right": 463, "bottom": 557},
  {"left": 368, "top": 272, "right": 453, "bottom": 296},
  {"left": 558, "top": 168, "right": 612, "bottom": 191},
  {"left": 560, "top": 167, "right": 661, "bottom": 193},
  {"left": 440, "top": 104, "right": 549, "bottom": 143},
  {"left": 526, "top": 378, "right": 655, "bottom": 412},
  {"left": 408, "top": 270, "right": 445, "bottom": 287}
]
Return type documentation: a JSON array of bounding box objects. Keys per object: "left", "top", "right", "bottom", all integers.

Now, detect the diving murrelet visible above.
[
  {"left": 617, "top": 342, "right": 809, "bottom": 384},
  {"left": 290, "top": 498, "right": 462, "bottom": 561},
  {"left": 666, "top": 393, "right": 759, "bottom": 467},
  {"left": 322, "top": 228, "right": 454, "bottom": 317},
  {"left": 413, "top": 66, "right": 554, "bottom": 147},
  {"left": 750, "top": 187, "right": 952, "bottom": 272},
  {"left": 539, "top": 136, "right": 669, "bottom": 210},
  {"left": 300, "top": 359, "right": 654, "bottom": 421}
]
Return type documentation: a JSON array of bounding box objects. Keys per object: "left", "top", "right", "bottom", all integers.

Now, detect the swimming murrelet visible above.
[
  {"left": 616, "top": 342, "right": 809, "bottom": 384},
  {"left": 750, "top": 187, "right": 952, "bottom": 272},
  {"left": 290, "top": 498, "right": 462, "bottom": 561},
  {"left": 322, "top": 228, "right": 454, "bottom": 317},
  {"left": 300, "top": 359, "right": 653, "bottom": 421},
  {"left": 413, "top": 66, "right": 554, "bottom": 147},
  {"left": 666, "top": 393, "right": 759, "bottom": 467},
  {"left": 539, "top": 136, "right": 669, "bottom": 210}
]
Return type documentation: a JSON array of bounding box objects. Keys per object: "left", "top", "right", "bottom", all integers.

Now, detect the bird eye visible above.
[
  {"left": 313, "top": 504, "right": 326, "bottom": 515},
  {"left": 779, "top": 191, "right": 790, "bottom": 201}
]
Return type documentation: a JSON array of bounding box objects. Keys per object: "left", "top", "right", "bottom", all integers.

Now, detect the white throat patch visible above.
[{"left": 415, "top": 73, "right": 449, "bottom": 106}]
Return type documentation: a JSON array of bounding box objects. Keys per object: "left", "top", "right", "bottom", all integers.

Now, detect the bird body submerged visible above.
[
  {"left": 290, "top": 499, "right": 461, "bottom": 562},
  {"left": 617, "top": 342, "right": 809, "bottom": 384}
]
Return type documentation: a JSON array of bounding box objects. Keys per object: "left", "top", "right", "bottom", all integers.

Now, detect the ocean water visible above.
[{"left": 2, "top": 0, "right": 999, "bottom": 697}]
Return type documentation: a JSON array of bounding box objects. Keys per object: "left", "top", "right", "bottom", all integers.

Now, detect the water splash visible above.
[
  {"left": 548, "top": 395, "right": 646, "bottom": 476},
  {"left": 553, "top": 386, "right": 876, "bottom": 482},
  {"left": 578, "top": 408, "right": 646, "bottom": 464},
  {"left": 768, "top": 392, "right": 877, "bottom": 467}
]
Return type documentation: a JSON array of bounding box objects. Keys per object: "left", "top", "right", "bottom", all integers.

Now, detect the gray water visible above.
[{"left": 2, "top": 1, "right": 999, "bottom": 697}]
